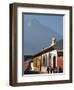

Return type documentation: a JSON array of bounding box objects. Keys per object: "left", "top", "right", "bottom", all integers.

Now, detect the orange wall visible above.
[{"left": 57, "top": 56, "right": 63, "bottom": 69}]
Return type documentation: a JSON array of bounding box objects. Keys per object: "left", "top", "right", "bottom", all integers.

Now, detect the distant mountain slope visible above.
[
  {"left": 56, "top": 39, "right": 63, "bottom": 50},
  {"left": 24, "top": 19, "right": 63, "bottom": 55}
]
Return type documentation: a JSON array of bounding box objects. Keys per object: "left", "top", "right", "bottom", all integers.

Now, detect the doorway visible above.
[{"left": 53, "top": 56, "right": 56, "bottom": 68}]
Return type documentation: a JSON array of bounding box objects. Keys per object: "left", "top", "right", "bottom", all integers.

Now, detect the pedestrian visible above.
[
  {"left": 50, "top": 67, "right": 53, "bottom": 73},
  {"left": 47, "top": 67, "right": 49, "bottom": 73},
  {"left": 59, "top": 66, "right": 63, "bottom": 73}
]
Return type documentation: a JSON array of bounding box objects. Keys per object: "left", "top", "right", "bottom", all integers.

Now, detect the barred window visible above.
[
  {"left": 43, "top": 55, "right": 47, "bottom": 66},
  {"left": 49, "top": 54, "right": 51, "bottom": 67}
]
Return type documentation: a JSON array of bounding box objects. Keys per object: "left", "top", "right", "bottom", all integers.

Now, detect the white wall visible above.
[{"left": 0, "top": 0, "right": 74, "bottom": 90}]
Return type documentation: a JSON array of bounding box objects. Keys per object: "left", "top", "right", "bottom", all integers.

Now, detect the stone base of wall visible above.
[{"left": 41, "top": 66, "right": 47, "bottom": 73}]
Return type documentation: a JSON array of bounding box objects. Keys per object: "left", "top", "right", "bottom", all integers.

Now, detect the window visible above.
[
  {"left": 43, "top": 55, "right": 47, "bottom": 66},
  {"left": 49, "top": 54, "right": 51, "bottom": 67},
  {"left": 53, "top": 56, "right": 56, "bottom": 68}
]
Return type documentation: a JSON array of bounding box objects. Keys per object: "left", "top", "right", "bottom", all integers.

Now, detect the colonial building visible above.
[{"left": 24, "top": 38, "right": 63, "bottom": 74}]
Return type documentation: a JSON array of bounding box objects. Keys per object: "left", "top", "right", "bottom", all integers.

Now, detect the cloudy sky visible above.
[{"left": 23, "top": 13, "right": 63, "bottom": 55}]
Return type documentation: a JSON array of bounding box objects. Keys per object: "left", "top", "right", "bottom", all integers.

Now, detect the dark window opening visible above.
[
  {"left": 53, "top": 56, "right": 56, "bottom": 68},
  {"left": 43, "top": 55, "right": 47, "bottom": 66}
]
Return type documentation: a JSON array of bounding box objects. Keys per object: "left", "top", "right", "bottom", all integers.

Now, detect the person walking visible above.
[{"left": 47, "top": 67, "right": 49, "bottom": 73}]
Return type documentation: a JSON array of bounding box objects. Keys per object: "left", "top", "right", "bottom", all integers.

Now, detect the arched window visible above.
[
  {"left": 43, "top": 55, "right": 47, "bottom": 66},
  {"left": 49, "top": 54, "right": 51, "bottom": 67}
]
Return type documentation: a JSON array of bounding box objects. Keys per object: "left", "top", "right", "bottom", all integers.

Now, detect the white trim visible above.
[{"left": 17, "top": 7, "right": 70, "bottom": 83}]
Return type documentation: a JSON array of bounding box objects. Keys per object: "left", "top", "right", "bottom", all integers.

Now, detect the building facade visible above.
[
  {"left": 24, "top": 38, "right": 63, "bottom": 74},
  {"left": 33, "top": 38, "right": 63, "bottom": 73}
]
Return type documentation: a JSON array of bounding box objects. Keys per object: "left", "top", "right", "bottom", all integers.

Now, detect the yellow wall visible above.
[{"left": 33, "top": 56, "right": 41, "bottom": 71}]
